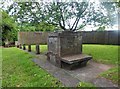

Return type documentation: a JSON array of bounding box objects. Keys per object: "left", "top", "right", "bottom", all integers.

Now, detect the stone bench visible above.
[
  {"left": 46, "top": 52, "right": 92, "bottom": 70},
  {"left": 46, "top": 31, "right": 92, "bottom": 70},
  {"left": 61, "top": 54, "right": 92, "bottom": 70}
]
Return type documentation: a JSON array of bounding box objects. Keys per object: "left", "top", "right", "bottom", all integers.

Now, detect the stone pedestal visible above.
[{"left": 46, "top": 31, "right": 83, "bottom": 68}]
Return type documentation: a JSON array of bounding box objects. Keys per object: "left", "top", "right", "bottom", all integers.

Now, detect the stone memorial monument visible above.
[{"left": 46, "top": 31, "right": 92, "bottom": 70}]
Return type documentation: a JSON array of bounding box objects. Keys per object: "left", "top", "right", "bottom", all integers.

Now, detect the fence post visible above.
[
  {"left": 36, "top": 44, "right": 40, "bottom": 54},
  {"left": 28, "top": 45, "right": 31, "bottom": 52},
  {"left": 19, "top": 44, "right": 22, "bottom": 49},
  {"left": 23, "top": 44, "right": 26, "bottom": 50}
]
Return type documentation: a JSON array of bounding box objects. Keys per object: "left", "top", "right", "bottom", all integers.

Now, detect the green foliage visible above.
[
  {"left": 0, "top": 9, "right": 18, "bottom": 45},
  {"left": 2, "top": 47, "right": 63, "bottom": 87},
  {"left": 36, "top": 2, "right": 113, "bottom": 31},
  {"left": 36, "top": 22, "right": 56, "bottom": 32},
  {"left": 18, "top": 22, "right": 56, "bottom": 32},
  {"left": 96, "top": 26, "right": 106, "bottom": 31},
  {"left": 100, "top": 2, "right": 118, "bottom": 26},
  {"left": 6, "top": 2, "right": 117, "bottom": 31},
  {"left": 7, "top": 2, "right": 57, "bottom": 32},
  {"left": 19, "top": 23, "right": 36, "bottom": 31},
  {"left": 119, "top": 1, "right": 120, "bottom": 7}
]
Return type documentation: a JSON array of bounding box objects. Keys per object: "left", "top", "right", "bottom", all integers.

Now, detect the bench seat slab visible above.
[{"left": 61, "top": 54, "right": 92, "bottom": 64}]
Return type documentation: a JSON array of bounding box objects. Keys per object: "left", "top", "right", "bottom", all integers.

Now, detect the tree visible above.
[
  {"left": 100, "top": 2, "right": 118, "bottom": 25},
  {"left": 6, "top": 1, "right": 118, "bottom": 31},
  {"left": 40, "top": 1, "right": 118, "bottom": 31},
  {"left": 0, "top": 9, "right": 17, "bottom": 46},
  {"left": 6, "top": 1, "right": 57, "bottom": 31}
]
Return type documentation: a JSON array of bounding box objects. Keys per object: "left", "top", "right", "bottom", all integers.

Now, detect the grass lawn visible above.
[
  {"left": 77, "top": 82, "right": 96, "bottom": 88},
  {"left": 2, "top": 44, "right": 119, "bottom": 87},
  {"left": 83, "top": 44, "right": 118, "bottom": 65},
  {"left": 26, "top": 45, "right": 47, "bottom": 54},
  {"left": 2, "top": 47, "right": 63, "bottom": 87}
]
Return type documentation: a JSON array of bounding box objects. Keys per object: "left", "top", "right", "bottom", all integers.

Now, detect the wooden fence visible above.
[
  {"left": 18, "top": 30, "right": 119, "bottom": 45},
  {"left": 79, "top": 30, "right": 119, "bottom": 45},
  {"left": 18, "top": 32, "right": 48, "bottom": 45}
]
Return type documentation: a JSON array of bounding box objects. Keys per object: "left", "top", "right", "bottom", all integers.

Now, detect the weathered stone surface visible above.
[
  {"left": 46, "top": 31, "right": 90, "bottom": 69},
  {"left": 61, "top": 54, "right": 92, "bottom": 64},
  {"left": 32, "top": 57, "right": 80, "bottom": 87}
]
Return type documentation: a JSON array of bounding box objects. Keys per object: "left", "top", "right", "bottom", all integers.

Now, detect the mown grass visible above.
[
  {"left": 2, "top": 47, "right": 63, "bottom": 87},
  {"left": 2, "top": 44, "right": 119, "bottom": 86},
  {"left": 26, "top": 45, "right": 47, "bottom": 54},
  {"left": 77, "top": 82, "right": 96, "bottom": 88},
  {"left": 83, "top": 44, "right": 118, "bottom": 65},
  {"left": 28, "top": 44, "right": 119, "bottom": 84}
]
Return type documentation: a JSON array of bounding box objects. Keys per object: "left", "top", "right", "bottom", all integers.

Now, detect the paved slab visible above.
[
  {"left": 33, "top": 55, "right": 80, "bottom": 87},
  {"left": 65, "top": 60, "right": 112, "bottom": 82},
  {"left": 92, "top": 77, "right": 118, "bottom": 87},
  {"left": 27, "top": 51, "right": 118, "bottom": 87}
]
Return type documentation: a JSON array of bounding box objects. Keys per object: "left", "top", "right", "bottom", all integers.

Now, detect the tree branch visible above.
[
  {"left": 59, "top": 20, "right": 66, "bottom": 30},
  {"left": 59, "top": 8, "right": 65, "bottom": 28},
  {"left": 70, "top": 17, "right": 78, "bottom": 31},
  {"left": 72, "top": 4, "right": 88, "bottom": 31},
  {"left": 72, "top": 17, "right": 80, "bottom": 31},
  {"left": 57, "top": 2, "right": 66, "bottom": 30}
]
